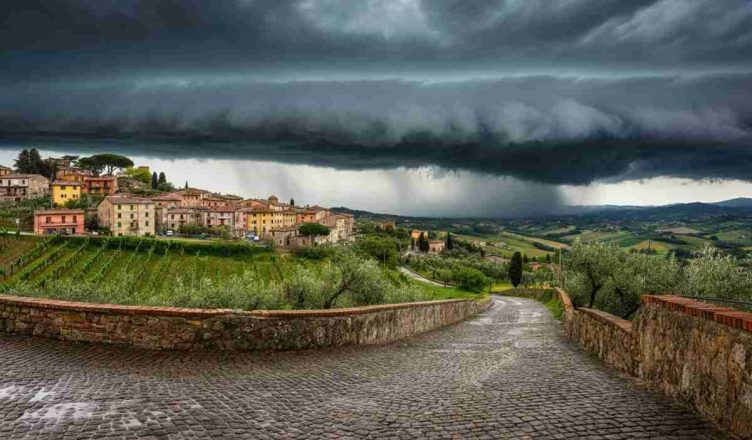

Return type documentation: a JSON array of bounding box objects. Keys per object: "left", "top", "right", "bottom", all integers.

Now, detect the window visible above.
[
  {"left": 73, "top": 216, "right": 77, "bottom": 222},
  {"left": 117, "top": 213, "right": 121, "bottom": 219},
  {"left": 62, "top": 216, "right": 66, "bottom": 223},
  {"left": 145, "top": 212, "right": 149, "bottom": 217},
  {"left": 130, "top": 205, "right": 134, "bottom": 210},
  {"left": 130, "top": 214, "right": 134, "bottom": 219},
  {"left": 145, "top": 221, "right": 149, "bottom": 226},
  {"left": 46, "top": 216, "right": 51, "bottom": 223},
  {"left": 117, "top": 222, "right": 121, "bottom": 228},
  {"left": 118, "top": 205, "right": 121, "bottom": 210}
]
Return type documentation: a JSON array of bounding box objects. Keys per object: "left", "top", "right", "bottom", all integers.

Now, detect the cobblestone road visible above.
[{"left": 0, "top": 297, "right": 724, "bottom": 439}]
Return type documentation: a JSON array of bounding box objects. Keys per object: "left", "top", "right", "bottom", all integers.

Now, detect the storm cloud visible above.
[
  {"left": 1, "top": 73, "right": 751, "bottom": 185},
  {"left": 1, "top": 0, "right": 751, "bottom": 189}
]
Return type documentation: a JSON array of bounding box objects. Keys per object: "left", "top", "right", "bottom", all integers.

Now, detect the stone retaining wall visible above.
[
  {"left": 554, "top": 291, "right": 752, "bottom": 439},
  {"left": 0, "top": 294, "right": 491, "bottom": 351},
  {"left": 568, "top": 307, "right": 637, "bottom": 376}
]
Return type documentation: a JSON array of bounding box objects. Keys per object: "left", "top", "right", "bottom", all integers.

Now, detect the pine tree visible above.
[
  {"left": 509, "top": 252, "right": 523, "bottom": 287},
  {"left": 14, "top": 149, "right": 31, "bottom": 173},
  {"left": 28, "top": 149, "right": 44, "bottom": 174},
  {"left": 445, "top": 232, "right": 454, "bottom": 250},
  {"left": 151, "top": 172, "right": 159, "bottom": 189},
  {"left": 158, "top": 172, "right": 167, "bottom": 184}
]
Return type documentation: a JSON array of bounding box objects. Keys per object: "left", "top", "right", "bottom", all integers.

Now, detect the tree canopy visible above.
[
  {"left": 77, "top": 154, "right": 133, "bottom": 175},
  {"left": 299, "top": 222, "right": 330, "bottom": 237},
  {"left": 122, "top": 166, "right": 151, "bottom": 184}
]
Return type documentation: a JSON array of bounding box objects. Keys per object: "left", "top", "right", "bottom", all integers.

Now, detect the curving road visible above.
[{"left": 0, "top": 297, "right": 722, "bottom": 439}]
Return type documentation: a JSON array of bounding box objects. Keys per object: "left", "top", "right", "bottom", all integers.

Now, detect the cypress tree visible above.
[
  {"left": 290, "top": 198, "right": 295, "bottom": 206},
  {"left": 418, "top": 232, "right": 429, "bottom": 252},
  {"left": 445, "top": 232, "right": 454, "bottom": 250},
  {"left": 151, "top": 172, "right": 159, "bottom": 189},
  {"left": 509, "top": 252, "right": 523, "bottom": 287},
  {"left": 158, "top": 172, "right": 167, "bottom": 184}
]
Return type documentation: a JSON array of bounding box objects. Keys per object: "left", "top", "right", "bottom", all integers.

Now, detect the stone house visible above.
[
  {"left": 98, "top": 196, "right": 155, "bottom": 236},
  {"left": 0, "top": 174, "right": 49, "bottom": 201},
  {"left": 151, "top": 193, "right": 182, "bottom": 232},
  {"left": 116, "top": 175, "right": 146, "bottom": 190},
  {"left": 56, "top": 167, "right": 92, "bottom": 183},
  {"left": 163, "top": 207, "right": 203, "bottom": 232},
  {"left": 203, "top": 206, "right": 235, "bottom": 230},
  {"left": 428, "top": 240, "right": 445, "bottom": 253},
  {"left": 0, "top": 165, "right": 12, "bottom": 176},
  {"left": 33, "top": 209, "right": 85, "bottom": 235},
  {"left": 83, "top": 175, "right": 117, "bottom": 195}
]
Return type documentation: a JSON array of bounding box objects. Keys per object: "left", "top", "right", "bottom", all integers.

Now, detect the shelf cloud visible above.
[{"left": 1, "top": 74, "right": 751, "bottom": 185}]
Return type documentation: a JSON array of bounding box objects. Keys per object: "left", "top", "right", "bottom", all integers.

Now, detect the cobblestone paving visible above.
[{"left": 0, "top": 297, "right": 724, "bottom": 439}]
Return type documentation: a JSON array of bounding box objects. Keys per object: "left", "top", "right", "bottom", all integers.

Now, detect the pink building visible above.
[{"left": 34, "top": 209, "right": 85, "bottom": 235}]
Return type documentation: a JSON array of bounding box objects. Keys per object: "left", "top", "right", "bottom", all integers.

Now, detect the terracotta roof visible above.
[
  {"left": 167, "top": 208, "right": 200, "bottom": 214},
  {"left": 0, "top": 165, "right": 11, "bottom": 170},
  {"left": 103, "top": 195, "right": 154, "bottom": 205},
  {"left": 51, "top": 180, "right": 82, "bottom": 186},
  {"left": 84, "top": 175, "right": 116, "bottom": 181},
  {"left": 151, "top": 194, "right": 182, "bottom": 201},
  {"left": 35, "top": 209, "right": 85, "bottom": 215},
  {"left": 2, "top": 174, "right": 47, "bottom": 179}
]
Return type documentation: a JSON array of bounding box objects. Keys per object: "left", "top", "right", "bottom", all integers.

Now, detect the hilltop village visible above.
[{"left": 0, "top": 153, "right": 354, "bottom": 247}]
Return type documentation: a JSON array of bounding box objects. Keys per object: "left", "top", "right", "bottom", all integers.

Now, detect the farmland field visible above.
[{"left": 0, "top": 235, "right": 479, "bottom": 310}]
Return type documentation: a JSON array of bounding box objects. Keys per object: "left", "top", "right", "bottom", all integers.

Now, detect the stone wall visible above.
[
  {"left": 0, "top": 294, "right": 491, "bottom": 351},
  {"left": 636, "top": 296, "right": 752, "bottom": 439},
  {"left": 568, "top": 307, "right": 637, "bottom": 376},
  {"left": 553, "top": 291, "right": 752, "bottom": 439}
]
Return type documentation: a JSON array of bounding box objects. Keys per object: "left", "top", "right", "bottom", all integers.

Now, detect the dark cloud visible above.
[
  {"left": 1, "top": 0, "right": 751, "bottom": 84},
  {"left": 1, "top": 1, "right": 751, "bottom": 190},
  {"left": 1, "top": 74, "right": 750, "bottom": 185}
]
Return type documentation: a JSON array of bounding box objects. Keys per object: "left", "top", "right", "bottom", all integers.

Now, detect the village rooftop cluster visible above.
[{"left": 0, "top": 157, "right": 354, "bottom": 246}]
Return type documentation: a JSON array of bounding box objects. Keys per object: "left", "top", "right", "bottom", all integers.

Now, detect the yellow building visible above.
[
  {"left": 51, "top": 180, "right": 82, "bottom": 206},
  {"left": 245, "top": 208, "right": 297, "bottom": 236}
]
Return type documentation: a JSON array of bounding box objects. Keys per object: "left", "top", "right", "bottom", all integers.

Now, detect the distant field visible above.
[
  {"left": 459, "top": 231, "right": 566, "bottom": 259},
  {"left": 712, "top": 229, "right": 752, "bottom": 245},
  {"left": 659, "top": 226, "right": 700, "bottom": 235},
  {"left": 628, "top": 240, "right": 672, "bottom": 254},
  {"left": 560, "top": 229, "right": 631, "bottom": 244}
]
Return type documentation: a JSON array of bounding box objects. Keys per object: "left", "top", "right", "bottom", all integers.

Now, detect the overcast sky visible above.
[{"left": 1, "top": 0, "right": 751, "bottom": 216}]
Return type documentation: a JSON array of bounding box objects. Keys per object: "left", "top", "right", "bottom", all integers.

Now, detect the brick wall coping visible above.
[
  {"left": 576, "top": 307, "right": 633, "bottom": 333},
  {"left": 0, "top": 294, "right": 486, "bottom": 320},
  {"left": 642, "top": 295, "right": 752, "bottom": 333},
  {"left": 554, "top": 287, "right": 574, "bottom": 320}
]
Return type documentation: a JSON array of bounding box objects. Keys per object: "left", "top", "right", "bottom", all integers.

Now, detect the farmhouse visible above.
[
  {"left": 0, "top": 174, "right": 49, "bottom": 202},
  {"left": 428, "top": 240, "right": 446, "bottom": 253},
  {"left": 33, "top": 209, "right": 85, "bottom": 235},
  {"left": 51, "top": 180, "right": 82, "bottom": 206},
  {"left": 97, "top": 196, "right": 155, "bottom": 236}
]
